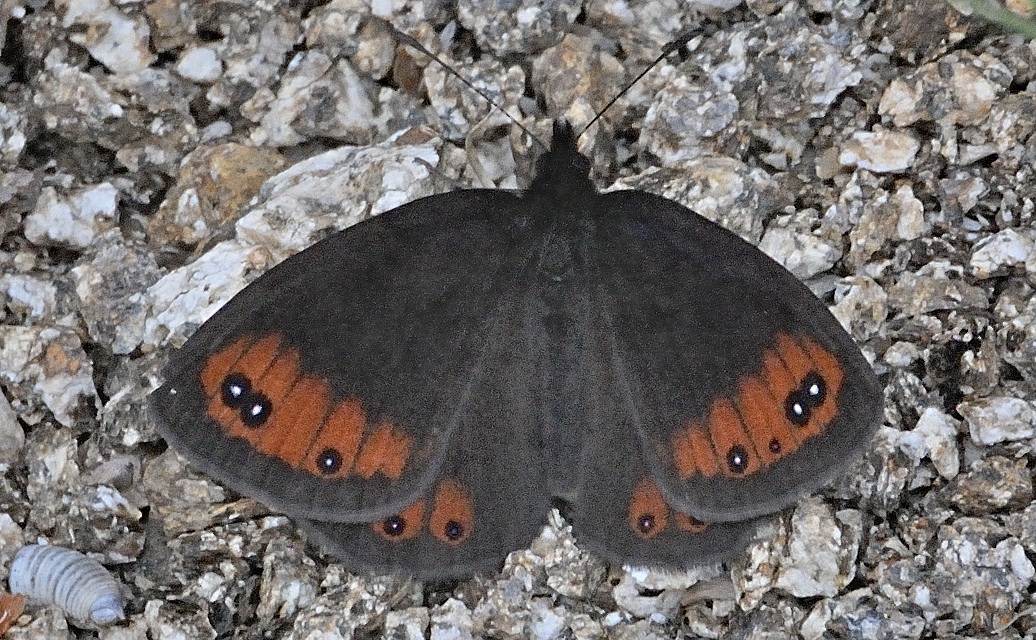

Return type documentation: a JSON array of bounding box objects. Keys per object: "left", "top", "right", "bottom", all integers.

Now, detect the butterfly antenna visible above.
[
  {"left": 393, "top": 31, "right": 548, "bottom": 151},
  {"left": 579, "top": 28, "right": 702, "bottom": 138}
]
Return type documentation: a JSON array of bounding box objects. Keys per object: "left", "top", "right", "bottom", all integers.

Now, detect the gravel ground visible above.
[{"left": 1, "top": 0, "right": 1036, "bottom": 638}]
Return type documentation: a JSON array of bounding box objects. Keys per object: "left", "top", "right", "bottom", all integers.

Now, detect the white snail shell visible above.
[{"left": 8, "top": 545, "right": 125, "bottom": 625}]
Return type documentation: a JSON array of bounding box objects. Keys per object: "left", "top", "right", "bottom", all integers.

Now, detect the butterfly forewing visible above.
[
  {"left": 588, "top": 189, "right": 882, "bottom": 522},
  {"left": 152, "top": 189, "right": 546, "bottom": 522}
]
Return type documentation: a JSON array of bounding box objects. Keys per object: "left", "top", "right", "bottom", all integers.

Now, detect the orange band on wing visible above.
[
  {"left": 197, "top": 333, "right": 416, "bottom": 482},
  {"left": 773, "top": 334, "right": 820, "bottom": 436},
  {"left": 353, "top": 420, "right": 413, "bottom": 480},
  {"left": 802, "top": 338, "right": 845, "bottom": 430},
  {"left": 199, "top": 336, "right": 251, "bottom": 392},
  {"left": 303, "top": 399, "right": 366, "bottom": 479},
  {"left": 703, "top": 398, "right": 760, "bottom": 477},
  {"left": 670, "top": 332, "right": 847, "bottom": 480},
  {"left": 735, "top": 376, "right": 798, "bottom": 466},
  {"left": 671, "top": 424, "right": 721, "bottom": 478},
  {"left": 202, "top": 335, "right": 280, "bottom": 435},
  {"left": 234, "top": 348, "right": 302, "bottom": 444},
  {"left": 265, "top": 375, "right": 331, "bottom": 463},
  {"left": 627, "top": 478, "right": 712, "bottom": 538}
]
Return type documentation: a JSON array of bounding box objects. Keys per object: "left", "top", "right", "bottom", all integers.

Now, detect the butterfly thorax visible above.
[{"left": 525, "top": 121, "right": 597, "bottom": 210}]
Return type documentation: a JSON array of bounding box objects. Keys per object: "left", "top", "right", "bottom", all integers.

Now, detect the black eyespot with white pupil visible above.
[
  {"left": 727, "top": 444, "right": 749, "bottom": 474},
  {"left": 317, "top": 448, "right": 342, "bottom": 474},
  {"left": 785, "top": 371, "right": 826, "bottom": 426},
  {"left": 444, "top": 521, "right": 464, "bottom": 541},
  {"left": 221, "top": 374, "right": 250, "bottom": 407},
  {"left": 638, "top": 513, "right": 656, "bottom": 534},
  {"left": 383, "top": 515, "right": 406, "bottom": 537},
  {"left": 219, "top": 374, "right": 272, "bottom": 427},
  {"left": 241, "top": 392, "right": 271, "bottom": 427}
]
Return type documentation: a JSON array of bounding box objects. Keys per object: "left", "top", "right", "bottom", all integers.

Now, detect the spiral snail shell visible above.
[{"left": 8, "top": 544, "right": 125, "bottom": 625}]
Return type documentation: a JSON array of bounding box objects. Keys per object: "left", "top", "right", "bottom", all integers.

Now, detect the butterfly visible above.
[{"left": 149, "top": 110, "right": 882, "bottom": 579}]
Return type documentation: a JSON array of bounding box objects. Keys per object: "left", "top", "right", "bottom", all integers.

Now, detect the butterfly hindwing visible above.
[
  {"left": 565, "top": 320, "right": 764, "bottom": 567},
  {"left": 295, "top": 290, "right": 552, "bottom": 579}
]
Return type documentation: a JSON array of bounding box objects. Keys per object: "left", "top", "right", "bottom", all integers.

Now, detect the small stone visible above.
[
  {"left": 0, "top": 326, "right": 99, "bottom": 427},
  {"left": 640, "top": 71, "right": 740, "bottom": 166},
  {"left": 945, "top": 456, "right": 1033, "bottom": 515},
  {"left": 0, "top": 391, "right": 24, "bottom": 466},
  {"left": 247, "top": 52, "right": 376, "bottom": 147},
  {"left": 532, "top": 34, "right": 626, "bottom": 134},
  {"left": 959, "top": 397, "right": 1036, "bottom": 446},
  {"left": 458, "top": 0, "right": 579, "bottom": 55},
  {"left": 839, "top": 129, "right": 921, "bottom": 173},
  {"left": 887, "top": 261, "right": 989, "bottom": 317},
  {"left": 71, "top": 230, "right": 163, "bottom": 354},
  {"left": 611, "top": 572, "right": 684, "bottom": 621},
  {"left": 23, "top": 183, "right": 119, "bottom": 250},
  {"left": 385, "top": 608, "right": 430, "bottom": 640},
  {"left": 23, "top": 425, "right": 81, "bottom": 531},
  {"left": 528, "top": 598, "right": 568, "bottom": 640},
  {"left": 928, "top": 520, "right": 1033, "bottom": 632},
  {"left": 431, "top": 598, "right": 475, "bottom": 639},
  {"left": 772, "top": 499, "right": 862, "bottom": 598},
  {"left": 883, "top": 341, "right": 920, "bottom": 368},
  {"left": 62, "top": 0, "right": 156, "bottom": 73},
  {"left": 256, "top": 538, "right": 319, "bottom": 623},
  {"left": 144, "top": 600, "right": 218, "bottom": 640},
  {"left": 758, "top": 211, "right": 841, "bottom": 280},
  {"left": 916, "top": 408, "right": 961, "bottom": 480},
  {"left": 970, "top": 229, "right": 1034, "bottom": 279},
  {"left": 147, "top": 143, "right": 287, "bottom": 249},
  {"left": 830, "top": 276, "right": 887, "bottom": 341},
  {"left": 174, "top": 46, "right": 222, "bottom": 84},
  {"left": 0, "top": 274, "right": 58, "bottom": 320},
  {"left": 849, "top": 184, "right": 926, "bottom": 265},
  {"left": 878, "top": 78, "right": 925, "bottom": 127}
]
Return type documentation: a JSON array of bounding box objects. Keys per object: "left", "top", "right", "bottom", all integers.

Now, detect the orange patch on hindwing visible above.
[
  {"left": 703, "top": 398, "right": 760, "bottom": 476},
  {"left": 370, "top": 479, "right": 475, "bottom": 546},
  {"left": 629, "top": 478, "right": 669, "bottom": 539},
  {"left": 735, "top": 376, "right": 798, "bottom": 466},
  {"left": 670, "top": 332, "right": 846, "bottom": 479},
  {"left": 674, "top": 511, "right": 708, "bottom": 534},
  {"left": 374, "top": 498, "right": 426, "bottom": 542},
  {"left": 198, "top": 333, "right": 415, "bottom": 481},
  {"left": 628, "top": 478, "right": 710, "bottom": 538},
  {"left": 428, "top": 479, "right": 474, "bottom": 545}
]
